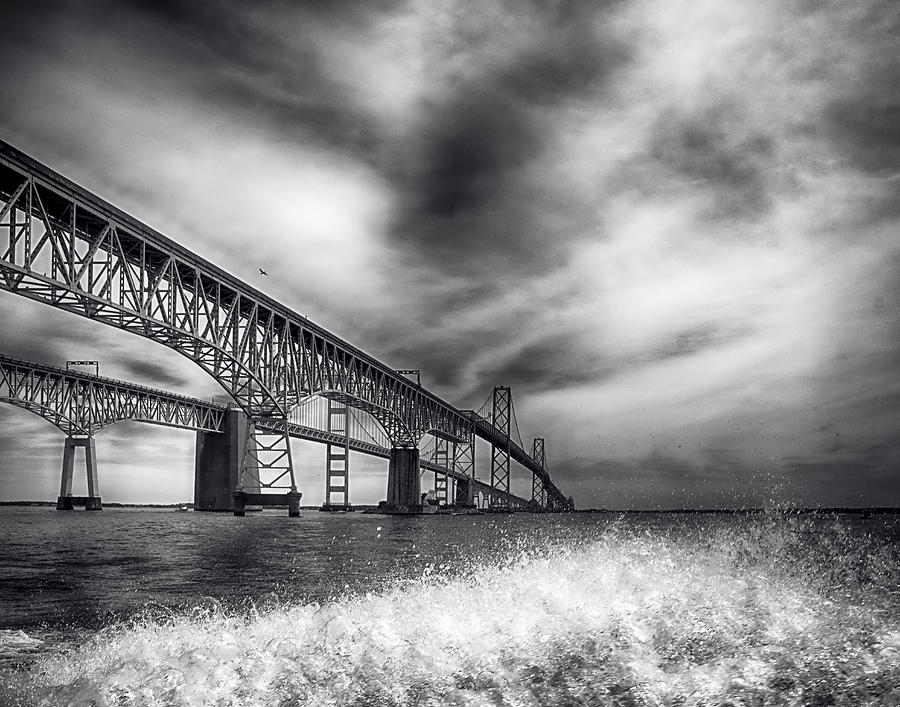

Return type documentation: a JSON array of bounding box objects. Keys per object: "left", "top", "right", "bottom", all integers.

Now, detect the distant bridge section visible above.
[
  {"left": 0, "top": 354, "right": 226, "bottom": 511},
  {"left": 463, "top": 411, "right": 569, "bottom": 509},
  {"left": 0, "top": 356, "right": 542, "bottom": 511},
  {"left": 0, "top": 354, "right": 224, "bottom": 436}
]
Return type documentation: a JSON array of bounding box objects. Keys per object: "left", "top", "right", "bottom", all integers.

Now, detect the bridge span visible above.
[
  {"left": 0, "top": 138, "right": 572, "bottom": 513},
  {"left": 0, "top": 355, "right": 559, "bottom": 513}
]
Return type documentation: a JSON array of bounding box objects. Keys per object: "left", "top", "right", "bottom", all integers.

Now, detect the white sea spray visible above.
[{"left": 10, "top": 514, "right": 899, "bottom": 706}]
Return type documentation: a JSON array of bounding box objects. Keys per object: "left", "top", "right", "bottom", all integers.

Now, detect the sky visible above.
[{"left": 0, "top": 0, "right": 898, "bottom": 509}]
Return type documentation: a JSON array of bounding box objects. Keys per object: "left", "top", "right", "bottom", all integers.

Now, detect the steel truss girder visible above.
[
  {"left": 0, "top": 356, "right": 547, "bottom": 509},
  {"left": 307, "top": 390, "right": 422, "bottom": 448},
  {"left": 431, "top": 437, "right": 450, "bottom": 505},
  {"left": 0, "top": 141, "right": 473, "bottom": 445},
  {"left": 465, "top": 410, "right": 568, "bottom": 509},
  {"left": 0, "top": 354, "right": 225, "bottom": 435},
  {"left": 239, "top": 417, "right": 297, "bottom": 491}
]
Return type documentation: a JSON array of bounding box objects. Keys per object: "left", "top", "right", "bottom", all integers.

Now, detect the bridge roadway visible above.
[
  {"left": 0, "top": 354, "right": 535, "bottom": 509},
  {"left": 0, "top": 353, "right": 225, "bottom": 435},
  {"left": 280, "top": 421, "right": 532, "bottom": 509},
  {"left": 0, "top": 137, "right": 569, "bottom": 511}
]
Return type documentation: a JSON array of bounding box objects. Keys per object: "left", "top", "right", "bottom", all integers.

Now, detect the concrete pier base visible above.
[
  {"left": 382, "top": 447, "right": 424, "bottom": 514},
  {"left": 195, "top": 409, "right": 262, "bottom": 512},
  {"left": 232, "top": 490, "right": 303, "bottom": 516},
  {"left": 287, "top": 490, "right": 302, "bottom": 517},
  {"left": 232, "top": 490, "right": 246, "bottom": 516},
  {"left": 454, "top": 477, "right": 476, "bottom": 508},
  {"left": 57, "top": 436, "right": 101, "bottom": 511},
  {"left": 56, "top": 496, "right": 103, "bottom": 510},
  {"left": 319, "top": 504, "right": 355, "bottom": 512}
]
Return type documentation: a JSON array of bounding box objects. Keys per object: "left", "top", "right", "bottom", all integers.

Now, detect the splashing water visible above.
[{"left": 3, "top": 513, "right": 899, "bottom": 705}]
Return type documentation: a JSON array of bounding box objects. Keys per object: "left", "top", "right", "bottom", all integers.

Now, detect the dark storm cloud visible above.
[
  {"left": 650, "top": 325, "right": 754, "bottom": 363},
  {"left": 462, "top": 322, "right": 754, "bottom": 398},
  {"left": 828, "top": 100, "right": 900, "bottom": 178},
  {"left": 384, "top": 2, "right": 629, "bottom": 270},
  {"left": 0, "top": 1, "right": 380, "bottom": 160},
  {"left": 120, "top": 360, "right": 191, "bottom": 391},
  {"left": 0, "top": 297, "right": 103, "bottom": 366},
  {"left": 415, "top": 88, "right": 536, "bottom": 221},
  {"left": 0, "top": 295, "right": 212, "bottom": 396},
  {"left": 824, "top": 90, "right": 900, "bottom": 222},
  {"left": 484, "top": 333, "right": 604, "bottom": 393},
  {"left": 1, "top": 0, "right": 899, "bottom": 508},
  {"left": 426, "top": 326, "right": 611, "bottom": 399},
  {"left": 819, "top": 3, "right": 899, "bottom": 174},
  {"left": 646, "top": 106, "right": 775, "bottom": 220}
]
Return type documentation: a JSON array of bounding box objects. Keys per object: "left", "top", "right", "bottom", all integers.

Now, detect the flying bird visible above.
[{"left": 259, "top": 268, "right": 268, "bottom": 276}]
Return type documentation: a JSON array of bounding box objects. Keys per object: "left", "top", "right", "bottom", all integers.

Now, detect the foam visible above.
[{"left": 10, "top": 515, "right": 900, "bottom": 705}]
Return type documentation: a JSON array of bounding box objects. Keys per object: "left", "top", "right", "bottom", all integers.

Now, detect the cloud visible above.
[{"left": 0, "top": 0, "right": 898, "bottom": 507}]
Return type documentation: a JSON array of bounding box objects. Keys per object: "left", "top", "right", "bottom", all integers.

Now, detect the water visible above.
[{"left": 0, "top": 508, "right": 898, "bottom": 705}]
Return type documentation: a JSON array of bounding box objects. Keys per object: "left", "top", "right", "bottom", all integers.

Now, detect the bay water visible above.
[{"left": 0, "top": 507, "right": 898, "bottom": 705}]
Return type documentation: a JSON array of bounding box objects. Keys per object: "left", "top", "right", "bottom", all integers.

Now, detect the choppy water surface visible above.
[{"left": 0, "top": 508, "right": 898, "bottom": 705}]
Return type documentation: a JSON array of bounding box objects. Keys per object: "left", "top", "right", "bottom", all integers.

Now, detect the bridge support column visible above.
[
  {"left": 383, "top": 447, "right": 423, "bottom": 514},
  {"left": 232, "top": 489, "right": 302, "bottom": 517},
  {"left": 433, "top": 438, "right": 450, "bottom": 507},
  {"left": 56, "top": 436, "right": 101, "bottom": 510},
  {"left": 490, "top": 387, "right": 512, "bottom": 510},
  {"left": 322, "top": 402, "right": 351, "bottom": 511},
  {"left": 454, "top": 477, "right": 475, "bottom": 507},
  {"left": 195, "top": 408, "right": 259, "bottom": 511},
  {"left": 531, "top": 438, "right": 547, "bottom": 512}
]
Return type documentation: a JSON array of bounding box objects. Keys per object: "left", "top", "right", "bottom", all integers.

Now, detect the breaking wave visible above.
[{"left": 4, "top": 514, "right": 900, "bottom": 705}]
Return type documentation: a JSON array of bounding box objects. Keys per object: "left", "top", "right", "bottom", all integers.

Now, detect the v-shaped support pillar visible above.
[{"left": 56, "top": 435, "right": 102, "bottom": 510}]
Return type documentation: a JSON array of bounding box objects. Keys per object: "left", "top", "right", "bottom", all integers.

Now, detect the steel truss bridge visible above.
[
  {"left": 0, "top": 138, "right": 572, "bottom": 513},
  {"left": 0, "top": 355, "right": 554, "bottom": 510},
  {"left": 0, "top": 354, "right": 224, "bottom": 436}
]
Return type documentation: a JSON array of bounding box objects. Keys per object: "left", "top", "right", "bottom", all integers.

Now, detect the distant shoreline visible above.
[
  {"left": 0, "top": 501, "right": 897, "bottom": 514},
  {"left": 0, "top": 500, "right": 195, "bottom": 509},
  {"left": 575, "top": 507, "right": 900, "bottom": 515}
]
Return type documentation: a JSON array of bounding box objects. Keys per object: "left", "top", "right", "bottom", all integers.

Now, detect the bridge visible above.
[
  {"left": 0, "top": 355, "right": 558, "bottom": 512},
  {"left": 0, "top": 138, "right": 573, "bottom": 514}
]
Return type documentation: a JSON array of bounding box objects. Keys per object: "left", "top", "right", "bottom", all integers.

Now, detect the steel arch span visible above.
[
  {"left": 0, "top": 139, "right": 470, "bottom": 446},
  {"left": 0, "top": 138, "right": 572, "bottom": 511},
  {"left": 1, "top": 354, "right": 551, "bottom": 511},
  {"left": 0, "top": 355, "right": 226, "bottom": 435}
]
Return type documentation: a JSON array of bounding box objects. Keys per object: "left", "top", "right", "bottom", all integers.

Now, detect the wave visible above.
[
  {"left": 4, "top": 514, "right": 900, "bottom": 706},
  {"left": 0, "top": 631, "right": 44, "bottom": 663}
]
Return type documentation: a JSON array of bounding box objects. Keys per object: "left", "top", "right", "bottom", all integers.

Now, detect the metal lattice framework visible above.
[
  {"left": 1, "top": 354, "right": 545, "bottom": 508},
  {"left": 0, "top": 139, "right": 572, "bottom": 509},
  {"left": 490, "top": 386, "right": 512, "bottom": 508},
  {"left": 429, "top": 437, "right": 451, "bottom": 505},
  {"left": 531, "top": 437, "right": 547, "bottom": 509},
  {"left": 0, "top": 354, "right": 224, "bottom": 435},
  {"left": 324, "top": 401, "right": 350, "bottom": 507},
  {"left": 0, "top": 140, "right": 469, "bottom": 446}
]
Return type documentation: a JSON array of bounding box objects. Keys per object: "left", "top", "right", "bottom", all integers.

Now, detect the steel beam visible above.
[{"left": 0, "top": 138, "right": 573, "bottom": 509}]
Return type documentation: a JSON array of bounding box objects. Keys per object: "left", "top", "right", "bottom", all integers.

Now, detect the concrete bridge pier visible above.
[
  {"left": 195, "top": 408, "right": 261, "bottom": 511},
  {"left": 232, "top": 489, "right": 302, "bottom": 516},
  {"left": 197, "top": 408, "right": 302, "bottom": 515},
  {"left": 382, "top": 447, "right": 424, "bottom": 514},
  {"left": 56, "top": 435, "right": 101, "bottom": 510},
  {"left": 454, "top": 477, "right": 475, "bottom": 507}
]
